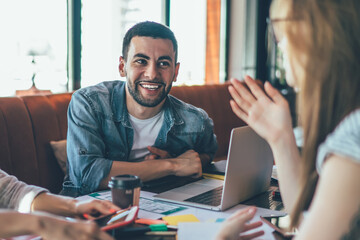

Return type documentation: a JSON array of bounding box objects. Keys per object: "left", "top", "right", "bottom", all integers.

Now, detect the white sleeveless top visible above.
[
  {"left": 315, "top": 108, "right": 360, "bottom": 240},
  {"left": 316, "top": 108, "right": 360, "bottom": 173}
]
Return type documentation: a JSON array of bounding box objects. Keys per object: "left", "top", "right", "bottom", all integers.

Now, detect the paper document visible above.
[
  {"left": 82, "top": 190, "right": 187, "bottom": 219},
  {"left": 177, "top": 216, "right": 276, "bottom": 240},
  {"left": 140, "top": 198, "right": 187, "bottom": 215},
  {"left": 177, "top": 222, "right": 222, "bottom": 240},
  {"left": 162, "top": 214, "right": 200, "bottom": 226}
]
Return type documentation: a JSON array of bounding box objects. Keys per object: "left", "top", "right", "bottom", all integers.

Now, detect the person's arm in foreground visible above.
[
  {"left": 0, "top": 192, "right": 120, "bottom": 239},
  {"left": 294, "top": 155, "right": 360, "bottom": 240},
  {"left": 228, "top": 76, "right": 302, "bottom": 212},
  {"left": 215, "top": 207, "right": 264, "bottom": 240},
  {"left": 0, "top": 211, "right": 113, "bottom": 240},
  {"left": 31, "top": 192, "right": 120, "bottom": 218}
]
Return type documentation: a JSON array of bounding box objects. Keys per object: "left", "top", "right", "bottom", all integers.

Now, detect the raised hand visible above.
[{"left": 228, "top": 76, "right": 293, "bottom": 145}]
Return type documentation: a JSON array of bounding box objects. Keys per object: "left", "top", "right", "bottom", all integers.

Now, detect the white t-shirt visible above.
[{"left": 128, "top": 110, "right": 165, "bottom": 162}]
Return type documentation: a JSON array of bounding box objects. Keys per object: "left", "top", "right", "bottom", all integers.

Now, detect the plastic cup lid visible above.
[{"left": 108, "top": 174, "right": 142, "bottom": 189}]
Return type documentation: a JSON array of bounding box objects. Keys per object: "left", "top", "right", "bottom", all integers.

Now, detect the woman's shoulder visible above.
[
  {"left": 316, "top": 109, "right": 360, "bottom": 173},
  {"left": 333, "top": 109, "right": 360, "bottom": 133}
]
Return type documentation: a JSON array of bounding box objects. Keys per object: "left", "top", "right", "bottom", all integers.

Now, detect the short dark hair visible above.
[{"left": 122, "top": 21, "right": 178, "bottom": 63}]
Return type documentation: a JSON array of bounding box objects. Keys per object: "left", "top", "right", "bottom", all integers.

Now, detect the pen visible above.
[
  {"left": 83, "top": 211, "right": 103, "bottom": 219},
  {"left": 145, "top": 231, "right": 177, "bottom": 236},
  {"left": 135, "top": 218, "right": 168, "bottom": 225}
]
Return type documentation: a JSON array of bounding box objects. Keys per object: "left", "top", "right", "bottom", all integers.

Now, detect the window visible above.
[
  {"left": 0, "top": 0, "right": 67, "bottom": 96},
  {"left": 0, "top": 0, "right": 236, "bottom": 95},
  {"left": 81, "top": 0, "right": 226, "bottom": 87},
  {"left": 81, "top": 0, "right": 164, "bottom": 88},
  {"left": 169, "top": 0, "right": 207, "bottom": 85}
]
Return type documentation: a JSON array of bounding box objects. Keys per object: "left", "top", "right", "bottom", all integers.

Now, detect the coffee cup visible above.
[{"left": 108, "top": 175, "right": 142, "bottom": 209}]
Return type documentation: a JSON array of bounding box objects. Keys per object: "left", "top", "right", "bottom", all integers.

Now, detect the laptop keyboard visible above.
[{"left": 184, "top": 186, "right": 223, "bottom": 206}]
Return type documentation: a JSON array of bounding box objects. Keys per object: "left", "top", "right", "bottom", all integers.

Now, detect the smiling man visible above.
[{"left": 62, "top": 21, "right": 217, "bottom": 197}]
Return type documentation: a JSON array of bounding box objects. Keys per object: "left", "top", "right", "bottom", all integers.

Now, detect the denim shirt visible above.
[{"left": 62, "top": 80, "right": 217, "bottom": 196}]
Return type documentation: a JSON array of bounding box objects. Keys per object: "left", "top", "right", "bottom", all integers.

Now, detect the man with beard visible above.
[{"left": 62, "top": 21, "right": 217, "bottom": 197}]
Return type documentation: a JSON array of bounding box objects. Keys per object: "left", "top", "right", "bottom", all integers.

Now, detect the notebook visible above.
[{"left": 153, "top": 126, "right": 274, "bottom": 211}]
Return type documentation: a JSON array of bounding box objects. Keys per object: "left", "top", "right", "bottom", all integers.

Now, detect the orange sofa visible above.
[{"left": 0, "top": 84, "right": 245, "bottom": 193}]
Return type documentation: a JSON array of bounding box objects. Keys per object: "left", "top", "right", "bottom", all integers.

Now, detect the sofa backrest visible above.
[
  {"left": 170, "top": 84, "right": 246, "bottom": 160},
  {"left": 0, "top": 83, "right": 245, "bottom": 193},
  {"left": 0, "top": 93, "right": 72, "bottom": 193}
]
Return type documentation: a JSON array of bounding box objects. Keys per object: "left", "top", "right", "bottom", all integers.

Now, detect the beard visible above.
[{"left": 127, "top": 79, "right": 172, "bottom": 107}]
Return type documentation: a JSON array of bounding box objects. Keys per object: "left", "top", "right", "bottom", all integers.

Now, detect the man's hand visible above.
[
  {"left": 145, "top": 146, "right": 171, "bottom": 160},
  {"left": 170, "top": 150, "right": 202, "bottom": 178},
  {"left": 145, "top": 147, "right": 204, "bottom": 178}
]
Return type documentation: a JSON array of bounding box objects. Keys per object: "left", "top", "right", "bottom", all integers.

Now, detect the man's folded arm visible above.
[{"left": 98, "top": 160, "right": 174, "bottom": 189}]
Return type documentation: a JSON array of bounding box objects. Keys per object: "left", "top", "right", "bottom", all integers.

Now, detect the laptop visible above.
[{"left": 153, "top": 126, "right": 274, "bottom": 211}]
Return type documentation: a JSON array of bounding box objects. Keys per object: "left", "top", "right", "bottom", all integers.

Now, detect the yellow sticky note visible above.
[
  {"left": 162, "top": 214, "right": 200, "bottom": 226},
  {"left": 202, "top": 173, "right": 225, "bottom": 180}
]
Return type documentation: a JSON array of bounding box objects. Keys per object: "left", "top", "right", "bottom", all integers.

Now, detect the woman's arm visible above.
[
  {"left": 0, "top": 192, "right": 120, "bottom": 239},
  {"left": 0, "top": 211, "right": 38, "bottom": 238},
  {"left": 228, "top": 76, "right": 302, "bottom": 211},
  {"left": 267, "top": 129, "right": 302, "bottom": 212},
  {"left": 295, "top": 155, "right": 360, "bottom": 240},
  {"left": 31, "top": 192, "right": 120, "bottom": 218},
  {"left": 0, "top": 210, "right": 114, "bottom": 240}
]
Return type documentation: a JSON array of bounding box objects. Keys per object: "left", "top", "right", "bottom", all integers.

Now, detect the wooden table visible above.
[
  {"left": 8, "top": 170, "right": 290, "bottom": 240},
  {"left": 111, "top": 175, "right": 289, "bottom": 240}
]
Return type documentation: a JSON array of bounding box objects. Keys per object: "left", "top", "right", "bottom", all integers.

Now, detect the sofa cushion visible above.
[
  {"left": 50, "top": 139, "right": 67, "bottom": 174},
  {"left": 0, "top": 97, "right": 39, "bottom": 185}
]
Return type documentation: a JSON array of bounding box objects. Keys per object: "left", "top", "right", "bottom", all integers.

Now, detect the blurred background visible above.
[{"left": 0, "top": 0, "right": 290, "bottom": 97}]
